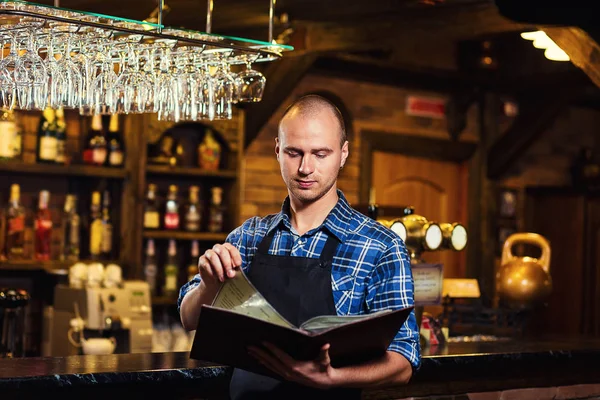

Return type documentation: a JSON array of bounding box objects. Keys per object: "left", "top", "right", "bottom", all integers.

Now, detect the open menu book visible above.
[{"left": 189, "top": 269, "right": 413, "bottom": 377}]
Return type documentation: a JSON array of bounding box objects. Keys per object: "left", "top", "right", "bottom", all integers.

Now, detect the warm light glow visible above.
[
  {"left": 520, "top": 31, "right": 542, "bottom": 40},
  {"left": 521, "top": 30, "right": 570, "bottom": 62},
  {"left": 545, "top": 46, "right": 570, "bottom": 61}
]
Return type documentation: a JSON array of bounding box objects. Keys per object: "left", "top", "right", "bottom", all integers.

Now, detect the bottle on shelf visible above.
[
  {"left": 5, "top": 184, "right": 25, "bottom": 259},
  {"left": 198, "top": 128, "right": 221, "bottom": 171},
  {"left": 184, "top": 185, "right": 202, "bottom": 232},
  {"left": 143, "top": 183, "right": 160, "bottom": 230},
  {"left": 208, "top": 186, "right": 224, "bottom": 233},
  {"left": 144, "top": 239, "right": 158, "bottom": 296},
  {"left": 164, "top": 185, "right": 180, "bottom": 230},
  {"left": 83, "top": 114, "right": 107, "bottom": 166},
  {"left": 0, "top": 109, "right": 22, "bottom": 162},
  {"left": 36, "top": 107, "right": 58, "bottom": 164},
  {"left": 163, "top": 239, "right": 179, "bottom": 297},
  {"left": 34, "top": 190, "right": 52, "bottom": 261},
  {"left": 187, "top": 240, "right": 200, "bottom": 282},
  {"left": 101, "top": 190, "right": 113, "bottom": 260},
  {"left": 89, "top": 191, "right": 102, "bottom": 261},
  {"left": 54, "top": 107, "right": 67, "bottom": 165},
  {"left": 106, "top": 114, "right": 125, "bottom": 168},
  {"left": 60, "top": 194, "right": 80, "bottom": 262}
]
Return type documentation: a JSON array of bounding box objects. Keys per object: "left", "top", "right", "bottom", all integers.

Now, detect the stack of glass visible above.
[{"left": 0, "top": 0, "right": 293, "bottom": 121}]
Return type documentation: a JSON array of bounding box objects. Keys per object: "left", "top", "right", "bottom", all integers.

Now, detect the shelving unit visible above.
[{"left": 0, "top": 110, "right": 244, "bottom": 312}]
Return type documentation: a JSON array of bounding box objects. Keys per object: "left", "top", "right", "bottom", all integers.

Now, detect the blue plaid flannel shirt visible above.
[{"left": 178, "top": 190, "right": 421, "bottom": 369}]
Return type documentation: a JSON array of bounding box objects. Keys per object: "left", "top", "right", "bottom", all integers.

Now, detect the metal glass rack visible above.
[{"left": 0, "top": 0, "right": 293, "bottom": 63}]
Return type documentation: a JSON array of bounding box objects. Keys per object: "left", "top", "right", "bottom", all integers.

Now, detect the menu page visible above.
[{"left": 211, "top": 269, "right": 294, "bottom": 329}]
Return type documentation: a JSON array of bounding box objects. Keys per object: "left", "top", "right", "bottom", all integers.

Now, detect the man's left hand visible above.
[{"left": 248, "top": 342, "right": 339, "bottom": 389}]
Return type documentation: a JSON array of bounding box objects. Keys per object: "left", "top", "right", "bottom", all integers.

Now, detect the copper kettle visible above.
[{"left": 496, "top": 232, "right": 552, "bottom": 308}]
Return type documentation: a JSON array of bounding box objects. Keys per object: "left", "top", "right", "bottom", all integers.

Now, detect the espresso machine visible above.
[{"left": 44, "top": 280, "right": 153, "bottom": 356}]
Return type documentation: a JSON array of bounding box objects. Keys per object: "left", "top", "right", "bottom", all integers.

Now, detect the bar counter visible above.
[{"left": 2, "top": 338, "right": 600, "bottom": 399}]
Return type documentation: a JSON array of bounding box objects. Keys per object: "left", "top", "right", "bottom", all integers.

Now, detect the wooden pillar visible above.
[{"left": 466, "top": 93, "right": 499, "bottom": 303}]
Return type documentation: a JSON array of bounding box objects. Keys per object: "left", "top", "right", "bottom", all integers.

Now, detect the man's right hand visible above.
[{"left": 198, "top": 243, "right": 242, "bottom": 291}]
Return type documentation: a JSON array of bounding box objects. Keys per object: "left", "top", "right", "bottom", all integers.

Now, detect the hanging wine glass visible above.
[{"left": 235, "top": 54, "right": 265, "bottom": 103}]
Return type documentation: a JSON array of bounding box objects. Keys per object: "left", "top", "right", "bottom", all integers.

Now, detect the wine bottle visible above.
[
  {"left": 184, "top": 185, "right": 201, "bottom": 232},
  {"left": 208, "top": 187, "right": 224, "bottom": 233},
  {"left": 164, "top": 185, "right": 180, "bottom": 230},
  {"left": 101, "top": 190, "right": 113, "bottom": 260},
  {"left": 187, "top": 240, "right": 200, "bottom": 282},
  {"left": 0, "top": 109, "right": 21, "bottom": 162},
  {"left": 34, "top": 190, "right": 52, "bottom": 261},
  {"left": 89, "top": 191, "right": 102, "bottom": 260},
  {"left": 163, "top": 239, "right": 179, "bottom": 296},
  {"left": 37, "top": 108, "right": 57, "bottom": 164},
  {"left": 107, "top": 114, "right": 125, "bottom": 167},
  {"left": 60, "top": 194, "right": 80, "bottom": 262},
  {"left": 5, "top": 184, "right": 25, "bottom": 259},
  {"left": 83, "top": 115, "right": 107, "bottom": 166},
  {"left": 54, "top": 107, "right": 67, "bottom": 165},
  {"left": 144, "top": 239, "right": 158, "bottom": 296},
  {"left": 143, "top": 184, "right": 160, "bottom": 230}
]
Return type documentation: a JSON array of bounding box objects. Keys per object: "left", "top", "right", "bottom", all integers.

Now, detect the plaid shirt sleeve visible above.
[
  {"left": 366, "top": 237, "right": 421, "bottom": 370},
  {"left": 177, "top": 218, "right": 257, "bottom": 311}
]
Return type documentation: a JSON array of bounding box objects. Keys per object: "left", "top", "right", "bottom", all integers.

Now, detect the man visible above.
[{"left": 178, "top": 94, "right": 420, "bottom": 399}]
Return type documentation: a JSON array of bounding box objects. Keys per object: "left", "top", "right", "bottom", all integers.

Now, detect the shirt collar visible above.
[{"left": 267, "top": 189, "right": 352, "bottom": 243}]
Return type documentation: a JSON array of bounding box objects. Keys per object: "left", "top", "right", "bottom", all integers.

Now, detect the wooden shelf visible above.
[
  {"left": 146, "top": 164, "right": 237, "bottom": 179},
  {"left": 0, "top": 260, "right": 67, "bottom": 272},
  {"left": 0, "top": 161, "right": 127, "bottom": 179},
  {"left": 143, "top": 230, "right": 228, "bottom": 242},
  {"left": 152, "top": 296, "right": 178, "bottom": 306},
  {"left": 0, "top": 259, "right": 121, "bottom": 272}
]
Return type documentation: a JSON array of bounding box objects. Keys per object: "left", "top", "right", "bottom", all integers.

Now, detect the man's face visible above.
[{"left": 276, "top": 109, "right": 349, "bottom": 204}]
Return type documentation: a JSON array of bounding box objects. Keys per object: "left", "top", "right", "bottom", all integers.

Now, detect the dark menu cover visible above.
[{"left": 190, "top": 304, "right": 413, "bottom": 377}]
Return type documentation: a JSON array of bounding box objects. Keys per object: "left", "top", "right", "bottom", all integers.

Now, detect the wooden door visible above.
[{"left": 371, "top": 151, "right": 468, "bottom": 278}]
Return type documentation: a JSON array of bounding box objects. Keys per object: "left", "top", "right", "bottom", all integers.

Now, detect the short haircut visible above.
[{"left": 279, "top": 94, "right": 347, "bottom": 147}]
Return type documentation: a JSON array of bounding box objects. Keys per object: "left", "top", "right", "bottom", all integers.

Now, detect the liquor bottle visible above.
[
  {"left": 187, "top": 240, "right": 199, "bottom": 282},
  {"left": 34, "top": 190, "right": 52, "bottom": 261},
  {"left": 54, "top": 107, "right": 67, "bottom": 165},
  {"left": 101, "top": 190, "right": 113, "bottom": 260},
  {"left": 60, "top": 194, "right": 80, "bottom": 262},
  {"left": 36, "top": 108, "right": 58, "bottom": 164},
  {"left": 5, "top": 184, "right": 25, "bottom": 259},
  {"left": 184, "top": 185, "right": 202, "bottom": 232},
  {"left": 163, "top": 239, "right": 179, "bottom": 297},
  {"left": 0, "top": 109, "right": 21, "bottom": 162},
  {"left": 208, "top": 187, "right": 224, "bottom": 233},
  {"left": 163, "top": 185, "right": 180, "bottom": 230},
  {"left": 106, "top": 114, "right": 125, "bottom": 168},
  {"left": 143, "top": 184, "right": 160, "bottom": 230},
  {"left": 89, "top": 191, "right": 102, "bottom": 260},
  {"left": 82, "top": 115, "right": 107, "bottom": 166},
  {"left": 144, "top": 239, "right": 158, "bottom": 296}
]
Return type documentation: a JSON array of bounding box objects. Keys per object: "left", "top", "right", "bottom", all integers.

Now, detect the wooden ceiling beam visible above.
[
  {"left": 486, "top": 88, "right": 579, "bottom": 180},
  {"left": 242, "top": 54, "right": 318, "bottom": 149},
  {"left": 543, "top": 27, "right": 600, "bottom": 90}
]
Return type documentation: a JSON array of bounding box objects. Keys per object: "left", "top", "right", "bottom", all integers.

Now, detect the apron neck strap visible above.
[{"left": 257, "top": 227, "right": 340, "bottom": 262}]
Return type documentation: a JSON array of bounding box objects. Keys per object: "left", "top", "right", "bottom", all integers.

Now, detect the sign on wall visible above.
[{"left": 405, "top": 95, "right": 446, "bottom": 119}]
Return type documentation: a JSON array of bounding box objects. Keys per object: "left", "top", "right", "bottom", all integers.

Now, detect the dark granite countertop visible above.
[{"left": 2, "top": 338, "right": 600, "bottom": 399}]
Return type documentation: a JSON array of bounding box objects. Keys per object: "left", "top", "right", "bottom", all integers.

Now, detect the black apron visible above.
[{"left": 229, "top": 228, "right": 362, "bottom": 400}]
